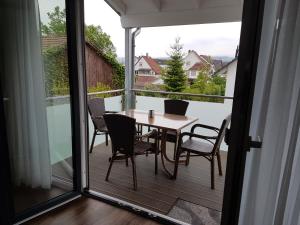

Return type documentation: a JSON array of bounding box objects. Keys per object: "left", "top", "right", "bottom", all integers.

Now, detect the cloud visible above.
[{"left": 84, "top": 0, "right": 241, "bottom": 58}]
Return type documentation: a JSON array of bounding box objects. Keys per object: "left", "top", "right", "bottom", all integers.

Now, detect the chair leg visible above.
[
  {"left": 217, "top": 152, "right": 223, "bottom": 176},
  {"left": 130, "top": 156, "right": 137, "bottom": 190},
  {"left": 105, "top": 133, "right": 108, "bottom": 146},
  {"left": 155, "top": 149, "right": 158, "bottom": 175},
  {"left": 105, "top": 156, "right": 114, "bottom": 181},
  {"left": 89, "top": 130, "right": 97, "bottom": 153},
  {"left": 126, "top": 158, "right": 128, "bottom": 167},
  {"left": 210, "top": 156, "right": 215, "bottom": 189},
  {"left": 185, "top": 151, "right": 190, "bottom": 166}
]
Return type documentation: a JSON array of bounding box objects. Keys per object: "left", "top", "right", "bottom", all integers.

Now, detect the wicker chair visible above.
[
  {"left": 173, "top": 115, "right": 231, "bottom": 189},
  {"left": 87, "top": 98, "right": 117, "bottom": 153},
  {"left": 103, "top": 114, "right": 159, "bottom": 190}
]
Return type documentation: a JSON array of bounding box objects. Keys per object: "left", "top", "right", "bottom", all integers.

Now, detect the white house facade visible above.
[
  {"left": 214, "top": 58, "right": 237, "bottom": 103},
  {"left": 183, "top": 50, "right": 214, "bottom": 79},
  {"left": 134, "top": 54, "right": 161, "bottom": 76}
]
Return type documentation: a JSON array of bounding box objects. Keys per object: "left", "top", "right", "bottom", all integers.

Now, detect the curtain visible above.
[
  {"left": 0, "top": 0, "right": 52, "bottom": 189},
  {"left": 238, "top": 0, "right": 300, "bottom": 224}
]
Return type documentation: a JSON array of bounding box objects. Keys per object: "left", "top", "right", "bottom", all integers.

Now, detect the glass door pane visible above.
[{"left": 0, "top": 0, "right": 75, "bottom": 214}]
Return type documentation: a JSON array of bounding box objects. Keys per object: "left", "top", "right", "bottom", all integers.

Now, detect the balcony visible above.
[{"left": 86, "top": 90, "right": 232, "bottom": 223}]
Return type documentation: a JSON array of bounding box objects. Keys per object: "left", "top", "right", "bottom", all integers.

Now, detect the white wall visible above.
[
  {"left": 136, "top": 96, "right": 233, "bottom": 150},
  {"left": 225, "top": 60, "right": 237, "bottom": 99},
  {"left": 135, "top": 57, "right": 151, "bottom": 71},
  {"left": 183, "top": 51, "right": 201, "bottom": 70}
]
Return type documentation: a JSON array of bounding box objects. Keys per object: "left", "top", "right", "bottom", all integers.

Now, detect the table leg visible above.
[
  {"left": 160, "top": 129, "right": 173, "bottom": 178},
  {"left": 161, "top": 130, "right": 187, "bottom": 164}
]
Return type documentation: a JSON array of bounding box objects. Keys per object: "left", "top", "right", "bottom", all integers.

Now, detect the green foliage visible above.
[
  {"left": 42, "top": 7, "right": 125, "bottom": 94},
  {"left": 41, "top": 6, "right": 66, "bottom": 36},
  {"left": 137, "top": 83, "right": 164, "bottom": 97},
  {"left": 183, "top": 66, "right": 226, "bottom": 102},
  {"left": 85, "top": 25, "right": 116, "bottom": 58},
  {"left": 43, "top": 45, "right": 69, "bottom": 96},
  {"left": 162, "top": 38, "right": 187, "bottom": 92},
  {"left": 88, "top": 82, "right": 112, "bottom": 98}
]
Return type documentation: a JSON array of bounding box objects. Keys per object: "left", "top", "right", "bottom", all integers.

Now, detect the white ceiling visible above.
[{"left": 105, "top": 0, "right": 243, "bottom": 28}]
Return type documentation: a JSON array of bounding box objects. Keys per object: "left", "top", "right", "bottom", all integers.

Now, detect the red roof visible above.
[
  {"left": 189, "top": 62, "right": 208, "bottom": 71},
  {"left": 142, "top": 56, "right": 161, "bottom": 74}
]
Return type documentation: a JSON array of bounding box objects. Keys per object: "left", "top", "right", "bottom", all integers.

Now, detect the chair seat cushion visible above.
[
  {"left": 134, "top": 141, "right": 155, "bottom": 155},
  {"left": 97, "top": 126, "right": 108, "bottom": 133},
  {"left": 181, "top": 139, "right": 214, "bottom": 154}
]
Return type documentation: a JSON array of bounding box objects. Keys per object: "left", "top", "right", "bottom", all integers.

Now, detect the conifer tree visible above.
[{"left": 162, "top": 38, "right": 187, "bottom": 92}]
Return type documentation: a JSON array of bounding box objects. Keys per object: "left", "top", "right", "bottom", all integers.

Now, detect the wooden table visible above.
[{"left": 120, "top": 109, "right": 198, "bottom": 178}]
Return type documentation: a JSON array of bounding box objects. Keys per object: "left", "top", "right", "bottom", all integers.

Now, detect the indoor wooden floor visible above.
[
  {"left": 89, "top": 141, "right": 227, "bottom": 215},
  {"left": 24, "top": 197, "right": 160, "bottom": 225}
]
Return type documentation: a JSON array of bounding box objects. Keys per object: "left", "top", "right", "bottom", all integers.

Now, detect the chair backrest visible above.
[
  {"left": 164, "top": 99, "right": 189, "bottom": 116},
  {"left": 103, "top": 114, "right": 136, "bottom": 155},
  {"left": 88, "top": 98, "right": 106, "bottom": 130},
  {"left": 212, "top": 114, "right": 231, "bottom": 154}
]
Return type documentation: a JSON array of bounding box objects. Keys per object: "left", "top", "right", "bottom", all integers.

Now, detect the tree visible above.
[
  {"left": 162, "top": 38, "right": 187, "bottom": 92},
  {"left": 41, "top": 6, "right": 66, "bottom": 36},
  {"left": 85, "top": 25, "right": 117, "bottom": 58}
]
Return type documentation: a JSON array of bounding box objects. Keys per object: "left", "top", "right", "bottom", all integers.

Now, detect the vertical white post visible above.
[{"left": 124, "top": 28, "right": 135, "bottom": 110}]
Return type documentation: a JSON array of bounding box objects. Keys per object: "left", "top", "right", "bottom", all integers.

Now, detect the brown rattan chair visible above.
[
  {"left": 87, "top": 98, "right": 117, "bottom": 153},
  {"left": 173, "top": 115, "right": 231, "bottom": 189},
  {"left": 163, "top": 99, "right": 189, "bottom": 158},
  {"left": 103, "top": 114, "right": 159, "bottom": 190}
]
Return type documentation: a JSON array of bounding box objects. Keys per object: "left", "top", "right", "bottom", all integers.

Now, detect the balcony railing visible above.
[{"left": 36, "top": 89, "right": 232, "bottom": 164}]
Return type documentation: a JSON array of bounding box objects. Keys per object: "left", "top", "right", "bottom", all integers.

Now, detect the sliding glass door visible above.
[{"left": 0, "top": 0, "right": 83, "bottom": 222}]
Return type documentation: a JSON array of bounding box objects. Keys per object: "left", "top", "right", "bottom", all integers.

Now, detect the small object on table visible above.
[{"left": 148, "top": 110, "right": 154, "bottom": 118}]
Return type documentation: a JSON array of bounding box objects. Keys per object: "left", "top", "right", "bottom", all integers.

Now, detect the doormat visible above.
[{"left": 167, "top": 199, "right": 221, "bottom": 225}]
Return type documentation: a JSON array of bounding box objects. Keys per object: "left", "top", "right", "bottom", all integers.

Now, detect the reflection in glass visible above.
[{"left": 0, "top": 0, "right": 73, "bottom": 213}]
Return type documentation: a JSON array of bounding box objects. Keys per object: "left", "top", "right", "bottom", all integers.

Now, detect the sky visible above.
[{"left": 41, "top": 0, "right": 242, "bottom": 58}]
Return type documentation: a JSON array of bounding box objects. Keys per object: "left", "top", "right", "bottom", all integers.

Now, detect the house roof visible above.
[
  {"left": 212, "top": 59, "right": 223, "bottom": 71},
  {"left": 137, "top": 56, "right": 162, "bottom": 74},
  {"left": 187, "top": 50, "right": 212, "bottom": 67},
  {"left": 189, "top": 62, "right": 208, "bottom": 71},
  {"left": 213, "top": 57, "right": 238, "bottom": 75},
  {"left": 105, "top": 0, "right": 242, "bottom": 28}
]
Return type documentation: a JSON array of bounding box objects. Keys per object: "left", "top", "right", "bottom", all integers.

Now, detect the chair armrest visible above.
[
  {"left": 191, "top": 123, "right": 219, "bottom": 134},
  {"left": 92, "top": 115, "right": 103, "bottom": 120},
  {"left": 180, "top": 132, "right": 217, "bottom": 140},
  {"left": 105, "top": 111, "right": 118, "bottom": 114},
  {"left": 136, "top": 129, "right": 157, "bottom": 140}
]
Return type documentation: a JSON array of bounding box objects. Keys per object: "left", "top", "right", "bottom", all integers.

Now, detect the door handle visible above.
[
  {"left": 225, "top": 128, "right": 262, "bottom": 152},
  {"left": 247, "top": 136, "right": 262, "bottom": 151}
]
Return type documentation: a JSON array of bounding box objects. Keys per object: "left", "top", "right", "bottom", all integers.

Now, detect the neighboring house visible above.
[
  {"left": 214, "top": 58, "right": 238, "bottom": 101},
  {"left": 183, "top": 50, "right": 215, "bottom": 79},
  {"left": 135, "top": 54, "right": 162, "bottom": 76},
  {"left": 42, "top": 36, "right": 114, "bottom": 88},
  {"left": 188, "top": 62, "right": 210, "bottom": 79},
  {"left": 212, "top": 59, "right": 223, "bottom": 71}
]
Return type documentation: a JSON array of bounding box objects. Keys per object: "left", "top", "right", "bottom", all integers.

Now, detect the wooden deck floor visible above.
[{"left": 89, "top": 142, "right": 227, "bottom": 215}]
